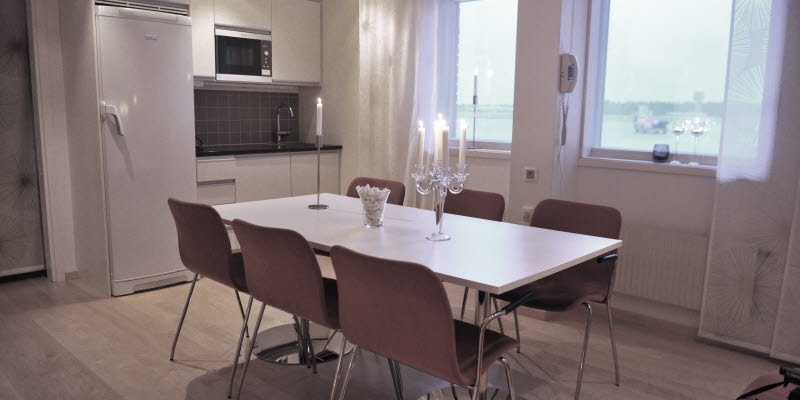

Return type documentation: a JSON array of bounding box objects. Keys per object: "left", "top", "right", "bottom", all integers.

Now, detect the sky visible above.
[
  {"left": 456, "top": 0, "right": 518, "bottom": 106},
  {"left": 455, "top": 0, "right": 733, "bottom": 105},
  {"left": 603, "top": 0, "right": 733, "bottom": 103}
]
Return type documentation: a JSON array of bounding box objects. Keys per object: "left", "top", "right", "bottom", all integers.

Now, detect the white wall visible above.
[
  {"left": 318, "top": 0, "right": 360, "bottom": 194},
  {"left": 26, "top": 0, "right": 78, "bottom": 281},
  {"left": 507, "top": 0, "right": 564, "bottom": 223}
]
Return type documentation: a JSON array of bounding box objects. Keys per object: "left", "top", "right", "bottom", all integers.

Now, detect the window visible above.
[
  {"left": 589, "top": 0, "right": 733, "bottom": 161},
  {"left": 452, "top": 0, "right": 517, "bottom": 145}
]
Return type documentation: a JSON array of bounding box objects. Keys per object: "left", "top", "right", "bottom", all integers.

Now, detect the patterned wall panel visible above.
[{"left": 0, "top": 0, "right": 44, "bottom": 276}]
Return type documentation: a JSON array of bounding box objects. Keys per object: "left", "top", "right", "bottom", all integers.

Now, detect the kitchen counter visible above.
[{"left": 196, "top": 143, "right": 342, "bottom": 157}]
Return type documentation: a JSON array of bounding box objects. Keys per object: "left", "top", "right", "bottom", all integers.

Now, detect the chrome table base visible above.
[
  {"left": 416, "top": 386, "right": 510, "bottom": 400},
  {"left": 252, "top": 322, "right": 348, "bottom": 365}
]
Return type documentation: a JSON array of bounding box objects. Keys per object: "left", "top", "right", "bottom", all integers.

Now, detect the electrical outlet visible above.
[
  {"left": 524, "top": 167, "right": 537, "bottom": 182},
  {"left": 522, "top": 205, "right": 535, "bottom": 225}
]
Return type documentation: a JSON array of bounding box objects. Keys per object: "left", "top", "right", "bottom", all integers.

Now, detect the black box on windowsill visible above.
[{"left": 653, "top": 144, "right": 670, "bottom": 162}]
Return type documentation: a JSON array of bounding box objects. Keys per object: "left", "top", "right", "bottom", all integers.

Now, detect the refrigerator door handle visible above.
[{"left": 102, "top": 101, "right": 126, "bottom": 136}]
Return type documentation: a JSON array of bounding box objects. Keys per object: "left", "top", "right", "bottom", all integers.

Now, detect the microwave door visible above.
[{"left": 216, "top": 34, "right": 271, "bottom": 83}]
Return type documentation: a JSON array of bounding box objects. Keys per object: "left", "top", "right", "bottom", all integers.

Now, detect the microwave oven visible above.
[{"left": 215, "top": 28, "right": 272, "bottom": 83}]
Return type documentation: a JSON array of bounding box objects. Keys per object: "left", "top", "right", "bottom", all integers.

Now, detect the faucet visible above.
[{"left": 276, "top": 103, "right": 294, "bottom": 144}]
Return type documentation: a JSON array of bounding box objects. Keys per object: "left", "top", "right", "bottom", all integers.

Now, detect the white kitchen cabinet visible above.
[
  {"left": 234, "top": 154, "right": 291, "bottom": 201},
  {"left": 290, "top": 152, "right": 340, "bottom": 196},
  {"left": 214, "top": 0, "right": 272, "bottom": 32},
  {"left": 191, "top": 0, "right": 215, "bottom": 78},
  {"left": 197, "top": 181, "right": 237, "bottom": 205},
  {"left": 271, "top": 0, "right": 321, "bottom": 84}
]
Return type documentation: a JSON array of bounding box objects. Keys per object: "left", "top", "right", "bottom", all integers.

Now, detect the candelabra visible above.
[{"left": 411, "top": 163, "right": 469, "bottom": 241}]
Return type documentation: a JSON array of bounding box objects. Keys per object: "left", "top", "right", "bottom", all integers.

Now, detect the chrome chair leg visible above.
[
  {"left": 234, "top": 290, "right": 250, "bottom": 338},
  {"left": 575, "top": 303, "right": 593, "bottom": 400},
  {"left": 388, "top": 359, "right": 404, "bottom": 400},
  {"left": 329, "top": 335, "right": 348, "bottom": 400},
  {"left": 492, "top": 298, "right": 505, "bottom": 334},
  {"left": 499, "top": 357, "right": 516, "bottom": 400},
  {"left": 304, "top": 319, "right": 318, "bottom": 374},
  {"left": 605, "top": 301, "right": 620, "bottom": 386},
  {"left": 338, "top": 346, "right": 360, "bottom": 400},
  {"left": 460, "top": 287, "right": 469, "bottom": 321},
  {"left": 228, "top": 296, "right": 253, "bottom": 398},
  {"left": 170, "top": 273, "right": 198, "bottom": 361},
  {"left": 386, "top": 358, "right": 403, "bottom": 400},
  {"left": 236, "top": 303, "right": 266, "bottom": 400},
  {"left": 393, "top": 360, "right": 404, "bottom": 395},
  {"left": 293, "top": 316, "right": 308, "bottom": 365},
  {"left": 513, "top": 310, "right": 521, "bottom": 353}
]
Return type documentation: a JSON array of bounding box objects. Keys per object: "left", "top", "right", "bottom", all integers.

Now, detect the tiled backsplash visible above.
[{"left": 194, "top": 90, "right": 300, "bottom": 146}]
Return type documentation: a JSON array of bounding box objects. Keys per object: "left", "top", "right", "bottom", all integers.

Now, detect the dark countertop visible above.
[{"left": 196, "top": 143, "right": 342, "bottom": 157}]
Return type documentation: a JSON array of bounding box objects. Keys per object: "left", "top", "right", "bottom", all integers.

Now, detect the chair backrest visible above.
[
  {"left": 443, "top": 189, "right": 505, "bottom": 222},
  {"left": 345, "top": 177, "right": 406, "bottom": 206},
  {"left": 531, "top": 199, "right": 622, "bottom": 297},
  {"left": 232, "top": 220, "right": 335, "bottom": 328},
  {"left": 167, "top": 198, "right": 239, "bottom": 287},
  {"left": 330, "top": 246, "right": 465, "bottom": 384}
]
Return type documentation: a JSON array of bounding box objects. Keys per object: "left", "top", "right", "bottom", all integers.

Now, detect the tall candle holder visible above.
[
  {"left": 308, "top": 134, "right": 328, "bottom": 210},
  {"left": 411, "top": 163, "right": 469, "bottom": 241}
]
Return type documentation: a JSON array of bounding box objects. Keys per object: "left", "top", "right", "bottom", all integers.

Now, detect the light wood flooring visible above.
[{"left": 0, "top": 265, "right": 777, "bottom": 400}]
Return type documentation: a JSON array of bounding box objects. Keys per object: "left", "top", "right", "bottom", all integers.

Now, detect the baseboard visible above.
[{"left": 610, "top": 292, "right": 700, "bottom": 328}]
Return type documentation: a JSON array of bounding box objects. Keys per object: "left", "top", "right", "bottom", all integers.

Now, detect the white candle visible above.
[
  {"left": 442, "top": 123, "right": 450, "bottom": 168},
  {"left": 458, "top": 120, "right": 467, "bottom": 165},
  {"left": 473, "top": 68, "right": 479, "bottom": 103},
  {"left": 417, "top": 120, "right": 425, "bottom": 165},
  {"left": 433, "top": 119, "right": 442, "bottom": 164},
  {"left": 316, "top": 98, "right": 323, "bottom": 136}
]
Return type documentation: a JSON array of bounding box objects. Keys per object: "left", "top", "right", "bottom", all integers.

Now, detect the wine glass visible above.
[
  {"left": 670, "top": 119, "right": 686, "bottom": 164},
  {"left": 688, "top": 119, "right": 706, "bottom": 166}
]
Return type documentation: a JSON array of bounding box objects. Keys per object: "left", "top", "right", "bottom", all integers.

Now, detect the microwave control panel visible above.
[{"left": 261, "top": 41, "right": 272, "bottom": 76}]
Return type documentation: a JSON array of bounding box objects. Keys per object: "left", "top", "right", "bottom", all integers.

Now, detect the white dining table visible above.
[{"left": 214, "top": 193, "right": 622, "bottom": 399}]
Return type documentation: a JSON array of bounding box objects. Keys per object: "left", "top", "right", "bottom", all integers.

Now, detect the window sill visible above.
[
  {"left": 448, "top": 147, "right": 511, "bottom": 160},
  {"left": 578, "top": 156, "right": 717, "bottom": 178}
]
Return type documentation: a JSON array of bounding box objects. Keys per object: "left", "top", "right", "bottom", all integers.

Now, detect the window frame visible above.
[
  {"left": 444, "top": 0, "right": 516, "bottom": 152},
  {"left": 580, "top": 0, "right": 723, "bottom": 168}
]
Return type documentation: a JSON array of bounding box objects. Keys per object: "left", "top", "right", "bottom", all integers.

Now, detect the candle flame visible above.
[
  {"left": 418, "top": 120, "right": 424, "bottom": 129},
  {"left": 317, "top": 97, "right": 322, "bottom": 105},
  {"left": 474, "top": 68, "right": 479, "bottom": 76},
  {"left": 460, "top": 119, "right": 467, "bottom": 128}
]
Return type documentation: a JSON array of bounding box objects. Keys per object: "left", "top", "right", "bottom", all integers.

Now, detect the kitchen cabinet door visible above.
[
  {"left": 191, "top": 0, "right": 215, "bottom": 78},
  {"left": 271, "top": 0, "right": 321, "bottom": 84},
  {"left": 214, "top": 0, "right": 272, "bottom": 32},
  {"left": 235, "top": 155, "right": 291, "bottom": 201},
  {"left": 290, "top": 152, "right": 340, "bottom": 196}
]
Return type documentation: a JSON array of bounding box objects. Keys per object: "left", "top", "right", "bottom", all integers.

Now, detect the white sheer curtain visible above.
[
  {"left": 357, "top": 0, "right": 452, "bottom": 207},
  {"left": 699, "top": 0, "right": 800, "bottom": 363}
]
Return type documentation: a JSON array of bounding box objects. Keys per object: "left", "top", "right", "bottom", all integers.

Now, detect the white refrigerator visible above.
[{"left": 96, "top": 6, "right": 197, "bottom": 296}]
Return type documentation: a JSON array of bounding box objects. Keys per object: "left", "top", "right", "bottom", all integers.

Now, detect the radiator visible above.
[{"left": 613, "top": 224, "right": 708, "bottom": 310}]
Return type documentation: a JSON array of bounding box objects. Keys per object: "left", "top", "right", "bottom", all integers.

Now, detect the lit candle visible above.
[
  {"left": 433, "top": 117, "right": 442, "bottom": 164},
  {"left": 473, "top": 68, "right": 479, "bottom": 104},
  {"left": 417, "top": 120, "right": 425, "bottom": 165},
  {"left": 316, "top": 98, "right": 323, "bottom": 136},
  {"left": 441, "top": 119, "right": 450, "bottom": 168},
  {"left": 458, "top": 120, "right": 467, "bottom": 165}
]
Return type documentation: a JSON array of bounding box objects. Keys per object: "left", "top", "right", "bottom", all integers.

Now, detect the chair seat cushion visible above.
[
  {"left": 452, "top": 320, "right": 518, "bottom": 387},
  {"left": 495, "top": 265, "right": 608, "bottom": 312}
]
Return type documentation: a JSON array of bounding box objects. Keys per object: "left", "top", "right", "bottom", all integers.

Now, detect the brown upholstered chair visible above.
[
  {"left": 330, "top": 246, "right": 529, "bottom": 400},
  {"left": 231, "top": 220, "right": 341, "bottom": 399},
  {"left": 345, "top": 177, "right": 406, "bottom": 206},
  {"left": 493, "top": 199, "right": 622, "bottom": 400},
  {"left": 167, "top": 198, "right": 251, "bottom": 397},
  {"left": 445, "top": 189, "right": 506, "bottom": 326}
]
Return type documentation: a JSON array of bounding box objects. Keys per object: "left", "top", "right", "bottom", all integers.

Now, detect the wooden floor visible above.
[{"left": 0, "top": 267, "right": 776, "bottom": 400}]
